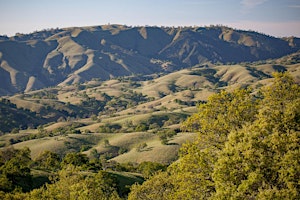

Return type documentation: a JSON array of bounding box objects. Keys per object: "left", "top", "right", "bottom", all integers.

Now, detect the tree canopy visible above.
[
  {"left": 1, "top": 72, "right": 299, "bottom": 199},
  {"left": 128, "top": 72, "right": 300, "bottom": 199}
]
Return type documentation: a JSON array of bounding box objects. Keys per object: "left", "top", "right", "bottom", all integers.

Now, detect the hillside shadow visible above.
[
  {"left": 140, "top": 147, "right": 154, "bottom": 152},
  {"left": 166, "top": 142, "right": 179, "bottom": 146},
  {"left": 272, "top": 65, "right": 287, "bottom": 72}
]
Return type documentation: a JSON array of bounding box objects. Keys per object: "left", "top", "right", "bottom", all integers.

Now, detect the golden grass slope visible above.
[
  {"left": 1, "top": 56, "right": 299, "bottom": 164},
  {"left": 111, "top": 133, "right": 196, "bottom": 164}
]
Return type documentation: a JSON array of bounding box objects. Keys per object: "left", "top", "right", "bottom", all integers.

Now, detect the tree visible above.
[
  {"left": 158, "top": 129, "right": 177, "bottom": 145},
  {"left": 135, "top": 123, "right": 148, "bottom": 132},
  {"left": 136, "top": 143, "right": 147, "bottom": 152},
  {"left": 129, "top": 72, "right": 300, "bottom": 199},
  {"left": 168, "top": 88, "right": 258, "bottom": 199},
  {"left": 166, "top": 142, "right": 218, "bottom": 199},
  {"left": 61, "top": 152, "right": 89, "bottom": 168},
  {"left": 104, "top": 139, "right": 110, "bottom": 147},
  {"left": 11, "top": 128, "right": 20, "bottom": 134},
  {"left": 212, "top": 72, "right": 300, "bottom": 199},
  {"left": 137, "top": 161, "right": 167, "bottom": 178},
  {"left": 256, "top": 72, "right": 300, "bottom": 132},
  {"left": 181, "top": 87, "right": 257, "bottom": 146},
  {"left": 28, "top": 167, "right": 121, "bottom": 200},
  {"left": 130, "top": 88, "right": 257, "bottom": 199},
  {"left": 128, "top": 172, "right": 174, "bottom": 200},
  {"left": 35, "top": 151, "right": 61, "bottom": 171},
  {"left": 0, "top": 147, "right": 32, "bottom": 192}
]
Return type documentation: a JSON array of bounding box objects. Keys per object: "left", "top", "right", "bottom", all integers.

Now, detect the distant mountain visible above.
[{"left": 0, "top": 24, "right": 299, "bottom": 95}]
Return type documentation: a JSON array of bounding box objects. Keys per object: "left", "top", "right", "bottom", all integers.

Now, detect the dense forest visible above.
[{"left": 0, "top": 72, "right": 299, "bottom": 199}]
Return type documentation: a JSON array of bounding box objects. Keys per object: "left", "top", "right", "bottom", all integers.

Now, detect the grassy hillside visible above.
[
  {"left": 0, "top": 25, "right": 299, "bottom": 95},
  {"left": 0, "top": 98, "right": 46, "bottom": 134},
  {"left": 1, "top": 25, "right": 299, "bottom": 199},
  {"left": 0, "top": 54, "right": 299, "bottom": 164}
]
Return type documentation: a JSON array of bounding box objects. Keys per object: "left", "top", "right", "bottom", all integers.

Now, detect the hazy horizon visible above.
[{"left": 0, "top": 0, "right": 299, "bottom": 37}]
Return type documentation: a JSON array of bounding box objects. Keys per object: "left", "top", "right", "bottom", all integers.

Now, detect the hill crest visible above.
[{"left": 0, "top": 24, "right": 299, "bottom": 95}]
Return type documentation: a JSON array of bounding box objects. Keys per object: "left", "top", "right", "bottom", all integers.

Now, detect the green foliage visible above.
[
  {"left": 0, "top": 147, "right": 32, "bottom": 192},
  {"left": 103, "top": 91, "right": 150, "bottom": 114},
  {"left": 135, "top": 123, "right": 148, "bottom": 132},
  {"left": 115, "top": 162, "right": 138, "bottom": 173},
  {"left": 0, "top": 147, "right": 161, "bottom": 199},
  {"left": 1, "top": 72, "right": 299, "bottom": 199},
  {"left": 118, "top": 147, "right": 128, "bottom": 155},
  {"left": 129, "top": 72, "right": 300, "bottom": 199},
  {"left": 135, "top": 113, "right": 188, "bottom": 132},
  {"left": 136, "top": 143, "right": 148, "bottom": 152},
  {"left": 0, "top": 98, "right": 45, "bottom": 133},
  {"left": 190, "top": 68, "right": 227, "bottom": 87},
  {"left": 181, "top": 87, "right": 257, "bottom": 145},
  {"left": 137, "top": 161, "right": 167, "bottom": 178},
  {"left": 128, "top": 172, "right": 174, "bottom": 200},
  {"left": 212, "top": 72, "right": 300, "bottom": 199},
  {"left": 61, "top": 152, "right": 89, "bottom": 168},
  {"left": 174, "top": 98, "right": 203, "bottom": 106},
  {"left": 28, "top": 167, "right": 121, "bottom": 200},
  {"left": 157, "top": 129, "right": 177, "bottom": 145},
  {"left": 50, "top": 122, "right": 84, "bottom": 135},
  {"left": 80, "top": 96, "right": 105, "bottom": 115},
  {"left": 11, "top": 128, "right": 20, "bottom": 134},
  {"left": 34, "top": 151, "right": 61, "bottom": 171},
  {"left": 10, "top": 123, "right": 87, "bottom": 146},
  {"left": 110, "top": 171, "right": 144, "bottom": 197},
  {"left": 98, "top": 123, "right": 122, "bottom": 133},
  {"left": 80, "top": 144, "right": 92, "bottom": 152},
  {"left": 104, "top": 139, "right": 110, "bottom": 147},
  {"left": 31, "top": 90, "right": 58, "bottom": 100}
]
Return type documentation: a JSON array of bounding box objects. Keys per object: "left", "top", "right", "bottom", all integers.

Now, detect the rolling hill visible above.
[
  {"left": 1, "top": 51, "right": 300, "bottom": 132},
  {"left": 0, "top": 24, "right": 300, "bottom": 166},
  {"left": 1, "top": 24, "right": 300, "bottom": 199},
  {"left": 0, "top": 24, "right": 299, "bottom": 95},
  {"left": 0, "top": 51, "right": 299, "bottom": 163}
]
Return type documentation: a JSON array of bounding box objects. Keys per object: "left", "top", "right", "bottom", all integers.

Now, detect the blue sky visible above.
[{"left": 0, "top": 0, "right": 299, "bottom": 37}]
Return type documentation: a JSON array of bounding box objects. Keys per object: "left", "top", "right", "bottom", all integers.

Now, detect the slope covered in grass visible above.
[{"left": 1, "top": 25, "right": 299, "bottom": 95}]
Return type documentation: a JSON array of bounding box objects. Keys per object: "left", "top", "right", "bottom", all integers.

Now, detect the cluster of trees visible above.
[
  {"left": 1, "top": 72, "right": 298, "bottom": 199},
  {"left": 0, "top": 148, "right": 101, "bottom": 193},
  {"left": 0, "top": 145, "right": 168, "bottom": 199},
  {"left": 77, "top": 88, "right": 151, "bottom": 117},
  {"left": 190, "top": 68, "right": 227, "bottom": 88},
  {"left": 97, "top": 113, "right": 185, "bottom": 134},
  {"left": 1, "top": 167, "right": 121, "bottom": 200},
  {"left": 174, "top": 98, "right": 203, "bottom": 106},
  {"left": 7, "top": 123, "right": 85, "bottom": 146},
  {"left": 0, "top": 99, "right": 44, "bottom": 133},
  {"left": 0, "top": 147, "right": 32, "bottom": 193},
  {"left": 104, "top": 91, "right": 150, "bottom": 114},
  {"left": 29, "top": 90, "right": 58, "bottom": 100},
  {"left": 128, "top": 73, "right": 300, "bottom": 199},
  {"left": 157, "top": 129, "right": 177, "bottom": 145},
  {"left": 0, "top": 83, "right": 154, "bottom": 134}
]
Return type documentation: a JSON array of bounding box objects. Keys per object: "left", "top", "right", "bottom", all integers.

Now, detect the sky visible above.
[{"left": 0, "top": 0, "right": 299, "bottom": 37}]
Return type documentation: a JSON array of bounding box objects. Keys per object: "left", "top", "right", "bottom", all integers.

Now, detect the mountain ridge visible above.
[{"left": 0, "top": 24, "right": 299, "bottom": 95}]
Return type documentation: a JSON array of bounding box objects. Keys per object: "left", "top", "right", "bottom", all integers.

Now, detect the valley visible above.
[
  {"left": 1, "top": 54, "right": 299, "bottom": 162},
  {"left": 0, "top": 25, "right": 299, "bottom": 199}
]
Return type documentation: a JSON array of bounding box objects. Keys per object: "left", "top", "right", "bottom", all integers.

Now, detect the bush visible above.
[
  {"left": 157, "top": 129, "right": 177, "bottom": 145},
  {"left": 137, "top": 161, "right": 167, "bottom": 178},
  {"left": 136, "top": 143, "right": 147, "bottom": 152},
  {"left": 135, "top": 124, "right": 148, "bottom": 132}
]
